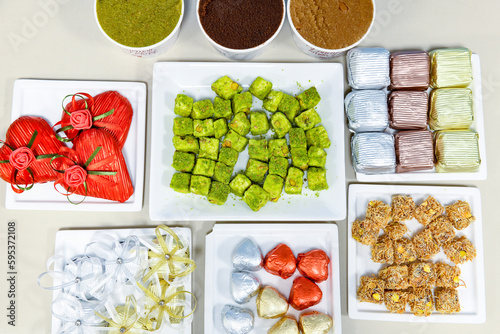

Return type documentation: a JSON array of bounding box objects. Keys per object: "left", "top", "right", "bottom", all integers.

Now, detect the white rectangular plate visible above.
[
  {"left": 150, "top": 62, "right": 346, "bottom": 221},
  {"left": 347, "top": 184, "right": 485, "bottom": 323},
  {"left": 5, "top": 79, "right": 146, "bottom": 211},
  {"left": 356, "top": 54, "right": 487, "bottom": 181},
  {"left": 205, "top": 223, "right": 342, "bottom": 334},
  {"left": 52, "top": 227, "right": 192, "bottom": 334}
]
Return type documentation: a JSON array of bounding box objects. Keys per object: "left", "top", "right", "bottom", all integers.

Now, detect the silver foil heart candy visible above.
[
  {"left": 231, "top": 271, "right": 261, "bottom": 304},
  {"left": 221, "top": 305, "right": 254, "bottom": 334},
  {"left": 232, "top": 238, "right": 263, "bottom": 271}
]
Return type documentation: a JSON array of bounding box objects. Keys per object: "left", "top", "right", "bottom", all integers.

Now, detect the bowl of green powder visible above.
[{"left": 95, "top": 0, "right": 184, "bottom": 58}]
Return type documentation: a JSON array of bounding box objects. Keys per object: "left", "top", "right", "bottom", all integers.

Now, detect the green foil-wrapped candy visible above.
[
  {"left": 434, "top": 130, "right": 480, "bottom": 173},
  {"left": 429, "top": 88, "right": 473, "bottom": 130},
  {"left": 430, "top": 48, "right": 473, "bottom": 88}
]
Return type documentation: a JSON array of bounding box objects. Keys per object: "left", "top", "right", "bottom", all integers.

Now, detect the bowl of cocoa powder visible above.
[{"left": 197, "top": 0, "right": 285, "bottom": 60}]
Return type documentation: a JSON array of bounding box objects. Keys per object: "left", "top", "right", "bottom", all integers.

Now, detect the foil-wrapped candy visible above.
[
  {"left": 347, "top": 47, "right": 391, "bottom": 89},
  {"left": 434, "top": 130, "right": 481, "bottom": 173},
  {"left": 232, "top": 238, "right": 263, "bottom": 272},
  {"left": 297, "top": 249, "right": 330, "bottom": 283},
  {"left": 268, "top": 315, "right": 300, "bottom": 334},
  {"left": 221, "top": 305, "right": 254, "bottom": 334},
  {"left": 263, "top": 243, "right": 296, "bottom": 279},
  {"left": 351, "top": 132, "right": 396, "bottom": 174},
  {"left": 231, "top": 271, "right": 260, "bottom": 304},
  {"left": 395, "top": 130, "right": 435, "bottom": 173},
  {"left": 429, "top": 88, "right": 473, "bottom": 130},
  {"left": 388, "top": 91, "right": 429, "bottom": 130},
  {"left": 345, "top": 90, "right": 389, "bottom": 132},
  {"left": 289, "top": 277, "right": 323, "bottom": 310},
  {"left": 256, "top": 286, "right": 289, "bottom": 319},
  {"left": 430, "top": 47, "right": 473, "bottom": 88},
  {"left": 390, "top": 50, "right": 430, "bottom": 90},
  {"left": 299, "top": 311, "right": 333, "bottom": 334}
]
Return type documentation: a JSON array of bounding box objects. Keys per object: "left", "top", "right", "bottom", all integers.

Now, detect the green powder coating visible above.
[{"left": 96, "top": 0, "right": 182, "bottom": 47}]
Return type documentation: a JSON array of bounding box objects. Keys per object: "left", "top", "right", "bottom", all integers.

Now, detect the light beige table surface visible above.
[{"left": 0, "top": 1, "right": 499, "bottom": 333}]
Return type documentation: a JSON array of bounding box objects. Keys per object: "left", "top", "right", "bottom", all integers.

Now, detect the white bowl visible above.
[
  {"left": 196, "top": 0, "right": 286, "bottom": 60},
  {"left": 287, "top": 0, "right": 375, "bottom": 59},
  {"left": 94, "top": 0, "right": 184, "bottom": 58}
]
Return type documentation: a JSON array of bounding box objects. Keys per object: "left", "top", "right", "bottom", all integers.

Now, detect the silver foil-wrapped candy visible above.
[
  {"left": 232, "top": 238, "right": 263, "bottom": 271},
  {"left": 231, "top": 271, "right": 261, "bottom": 304},
  {"left": 347, "top": 47, "right": 391, "bottom": 89},
  {"left": 345, "top": 90, "right": 388, "bottom": 132},
  {"left": 221, "top": 305, "right": 254, "bottom": 334},
  {"left": 351, "top": 132, "right": 396, "bottom": 174}
]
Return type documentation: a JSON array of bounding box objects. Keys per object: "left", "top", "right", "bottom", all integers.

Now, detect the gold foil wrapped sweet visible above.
[
  {"left": 429, "top": 88, "right": 473, "bottom": 130},
  {"left": 268, "top": 315, "right": 300, "bottom": 334},
  {"left": 299, "top": 311, "right": 333, "bottom": 334},
  {"left": 434, "top": 130, "right": 480, "bottom": 173},
  {"left": 430, "top": 48, "right": 473, "bottom": 88},
  {"left": 256, "top": 286, "right": 289, "bottom": 319}
]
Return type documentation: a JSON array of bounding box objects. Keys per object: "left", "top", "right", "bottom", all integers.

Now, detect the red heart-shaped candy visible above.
[
  {"left": 297, "top": 249, "right": 330, "bottom": 282},
  {"left": 263, "top": 243, "right": 296, "bottom": 279},
  {"left": 289, "top": 276, "right": 323, "bottom": 310}
]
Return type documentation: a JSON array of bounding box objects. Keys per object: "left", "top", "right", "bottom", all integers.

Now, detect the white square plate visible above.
[
  {"left": 52, "top": 227, "right": 192, "bottom": 334},
  {"left": 355, "top": 54, "right": 487, "bottom": 181},
  {"left": 5, "top": 79, "right": 147, "bottom": 211},
  {"left": 347, "top": 184, "right": 485, "bottom": 323},
  {"left": 205, "top": 223, "right": 342, "bottom": 334},
  {"left": 150, "top": 62, "right": 346, "bottom": 221}
]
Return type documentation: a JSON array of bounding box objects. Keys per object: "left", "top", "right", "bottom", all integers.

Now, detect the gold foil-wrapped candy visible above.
[
  {"left": 299, "top": 311, "right": 333, "bottom": 334},
  {"left": 429, "top": 88, "right": 473, "bottom": 130},
  {"left": 268, "top": 315, "right": 300, "bottom": 334},
  {"left": 430, "top": 48, "right": 473, "bottom": 88},
  {"left": 256, "top": 286, "right": 289, "bottom": 319},
  {"left": 435, "top": 130, "right": 480, "bottom": 173}
]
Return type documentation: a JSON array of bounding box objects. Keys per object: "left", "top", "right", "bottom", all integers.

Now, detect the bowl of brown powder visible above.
[
  {"left": 197, "top": 0, "right": 286, "bottom": 60},
  {"left": 288, "top": 0, "right": 375, "bottom": 59}
]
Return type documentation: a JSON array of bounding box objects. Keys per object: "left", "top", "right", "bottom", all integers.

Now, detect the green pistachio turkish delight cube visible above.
[
  {"left": 173, "top": 117, "right": 193, "bottom": 136},
  {"left": 249, "top": 111, "right": 270, "bottom": 135},
  {"left": 214, "top": 96, "right": 233, "bottom": 120},
  {"left": 207, "top": 181, "right": 230, "bottom": 205},
  {"left": 170, "top": 172, "right": 191, "bottom": 193},
  {"left": 213, "top": 161, "right": 233, "bottom": 185},
  {"left": 291, "top": 147, "right": 309, "bottom": 170},
  {"left": 190, "top": 175, "right": 211, "bottom": 196},
  {"left": 243, "top": 184, "right": 270, "bottom": 212},
  {"left": 192, "top": 99, "right": 214, "bottom": 119},
  {"left": 229, "top": 112, "right": 251, "bottom": 136},
  {"left": 193, "top": 119, "right": 215, "bottom": 137},
  {"left": 248, "top": 139, "right": 269, "bottom": 162},
  {"left": 263, "top": 90, "right": 284, "bottom": 113},
  {"left": 285, "top": 167, "right": 304, "bottom": 195},
  {"left": 306, "top": 126, "right": 331, "bottom": 148},
  {"left": 245, "top": 159, "right": 268, "bottom": 183},
  {"left": 263, "top": 174, "right": 284, "bottom": 202},
  {"left": 211, "top": 76, "right": 242, "bottom": 100},
  {"left": 173, "top": 135, "right": 199, "bottom": 154},
  {"left": 229, "top": 173, "right": 252, "bottom": 197},
  {"left": 214, "top": 118, "right": 229, "bottom": 139},
  {"left": 296, "top": 87, "right": 321, "bottom": 110},
  {"left": 232, "top": 92, "right": 253, "bottom": 114},
  {"left": 172, "top": 151, "right": 196, "bottom": 172},
  {"left": 270, "top": 112, "right": 292, "bottom": 138},
  {"left": 295, "top": 108, "right": 322, "bottom": 130},
  {"left": 192, "top": 158, "right": 216, "bottom": 177},
  {"left": 218, "top": 147, "right": 239, "bottom": 167},
  {"left": 269, "top": 156, "right": 289, "bottom": 178},
  {"left": 174, "top": 94, "right": 193, "bottom": 117},
  {"left": 308, "top": 167, "right": 328, "bottom": 191},
  {"left": 289, "top": 128, "right": 307, "bottom": 149},
  {"left": 249, "top": 77, "right": 273, "bottom": 100},
  {"left": 198, "top": 137, "right": 219, "bottom": 160},
  {"left": 222, "top": 130, "right": 248, "bottom": 152},
  {"left": 308, "top": 146, "right": 327, "bottom": 168},
  {"left": 278, "top": 93, "right": 300, "bottom": 122},
  {"left": 268, "top": 138, "right": 289, "bottom": 158}
]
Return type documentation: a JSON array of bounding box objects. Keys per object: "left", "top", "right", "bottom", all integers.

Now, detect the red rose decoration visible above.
[
  {"left": 70, "top": 109, "right": 92, "bottom": 130},
  {"left": 9, "top": 147, "right": 35, "bottom": 171},
  {"left": 63, "top": 165, "right": 87, "bottom": 188}
]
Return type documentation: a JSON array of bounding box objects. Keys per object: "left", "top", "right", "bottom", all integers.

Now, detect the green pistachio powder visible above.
[{"left": 97, "top": 0, "right": 182, "bottom": 48}]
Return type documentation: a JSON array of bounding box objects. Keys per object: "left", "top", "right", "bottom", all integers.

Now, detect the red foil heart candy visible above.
[
  {"left": 264, "top": 243, "right": 296, "bottom": 279},
  {"left": 297, "top": 249, "right": 330, "bottom": 282},
  {"left": 289, "top": 276, "right": 322, "bottom": 310}
]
